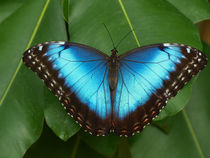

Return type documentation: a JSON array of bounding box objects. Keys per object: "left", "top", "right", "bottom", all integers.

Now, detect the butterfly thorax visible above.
[{"left": 108, "top": 48, "right": 119, "bottom": 92}]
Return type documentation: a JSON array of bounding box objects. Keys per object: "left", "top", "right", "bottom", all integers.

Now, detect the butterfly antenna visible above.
[
  {"left": 115, "top": 30, "right": 133, "bottom": 49},
  {"left": 103, "top": 23, "right": 116, "bottom": 48}
]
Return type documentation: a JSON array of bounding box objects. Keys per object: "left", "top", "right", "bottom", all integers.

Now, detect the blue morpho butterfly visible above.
[{"left": 23, "top": 31, "right": 207, "bottom": 137}]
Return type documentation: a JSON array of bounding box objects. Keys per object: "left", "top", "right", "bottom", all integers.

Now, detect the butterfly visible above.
[{"left": 23, "top": 41, "right": 207, "bottom": 137}]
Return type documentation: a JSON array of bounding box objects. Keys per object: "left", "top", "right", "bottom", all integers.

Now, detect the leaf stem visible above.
[
  {"left": 182, "top": 109, "right": 205, "bottom": 158},
  {"left": 118, "top": 138, "right": 132, "bottom": 158},
  {"left": 71, "top": 134, "right": 80, "bottom": 158},
  {"left": 65, "top": 20, "right": 70, "bottom": 41},
  {"left": 151, "top": 122, "right": 169, "bottom": 134},
  {"left": 117, "top": 0, "right": 140, "bottom": 47}
]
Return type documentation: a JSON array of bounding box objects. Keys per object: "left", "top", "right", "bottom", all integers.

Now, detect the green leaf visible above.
[
  {"left": 184, "top": 41, "right": 210, "bottom": 157},
  {"left": 24, "top": 124, "right": 106, "bottom": 158},
  {"left": 129, "top": 112, "right": 203, "bottom": 158},
  {"left": 119, "top": 0, "right": 202, "bottom": 47},
  {"left": 0, "top": 65, "right": 44, "bottom": 158},
  {"left": 24, "top": 124, "right": 75, "bottom": 158},
  {"left": 0, "top": 0, "right": 47, "bottom": 101},
  {"left": 0, "top": 0, "right": 28, "bottom": 23},
  {"left": 167, "top": 0, "right": 210, "bottom": 23},
  {"left": 80, "top": 131, "right": 120, "bottom": 157},
  {"left": 61, "top": 0, "right": 70, "bottom": 22},
  {"left": 155, "top": 82, "right": 192, "bottom": 121},
  {"left": 0, "top": 0, "right": 48, "bottom": 157},
  {"left": 117, "top": 138, "right": 132, "bottom": 158},
  {"left": 43, "top": 87, "right": 80, "bottom": 141}
]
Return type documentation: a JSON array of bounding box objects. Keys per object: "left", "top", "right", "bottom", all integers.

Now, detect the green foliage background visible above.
[{"left": 0, "top": 0, "right": 210, "bottom": 157}]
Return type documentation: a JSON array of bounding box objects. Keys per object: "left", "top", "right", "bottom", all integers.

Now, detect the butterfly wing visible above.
[
  {"left": 113, "top": 43, "right": 207, "bottom": 136},
  {"left": 23, "top": 42, "right": 112, "bottom": 136}
]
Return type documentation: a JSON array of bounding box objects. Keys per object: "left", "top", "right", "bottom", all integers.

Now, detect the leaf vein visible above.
[{"left": 0, "top": 0, "right": 51, "bottom": 106}]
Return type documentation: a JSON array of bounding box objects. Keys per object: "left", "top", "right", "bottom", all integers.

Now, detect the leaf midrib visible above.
[
  {"left": 182, "top": 109, "right": 205, "bottom": 158},
  {"left": 118, "top": 0, "right": 141, "bottom": 47},
  {"left": 0, "top": 0, "right": 51, "bottom": 106}
]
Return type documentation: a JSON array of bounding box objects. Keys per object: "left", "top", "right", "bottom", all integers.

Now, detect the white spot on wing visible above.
[
  {"left": 38, "top": 45, "right": 43, "bottom": 51},
  {"left": 184, "top": 66, "right": 189, "bottom": 70},
  {"left": 50, "top": 83, "right": 54, "bottom": 87},
  {"left": 46, "top": 71, "right": 50, "bottom": 76},
  {"left": 166, "top": 75, "right": 170, "bottom": 80},
  {"left": 163, "top": 43, "right": 171, "bottom": 47},
  {"left": 58, "top": 41, "right": 65, "bottom": 45},
  {"left": 181, "top": 55, "right": 185, "bottom": 58},
  {"left": 52, "top": 79, "right": 56, "bottom": 84},
  {"left": 171, "top": 66, "right": 176, "bottom": 71},
  {"left": 186, "top": 48, "right": 191, "bottom": 53},
  {"left": 172, "top": 81, "right": 176, "bottom": 87},
  {"left": 176, "top": 59, "right": 181, "bottom": 63},
  {"left": 35, "top": 58, "right": 39, "bottom": 62}
]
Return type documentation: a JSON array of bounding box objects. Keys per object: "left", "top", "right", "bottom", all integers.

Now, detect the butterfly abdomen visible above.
[
  {"left": 108, "top": 64, "right": 119, "bottom": 91},
  {"left": 108, "top": 52, "right": 120, "bottom": 109}
]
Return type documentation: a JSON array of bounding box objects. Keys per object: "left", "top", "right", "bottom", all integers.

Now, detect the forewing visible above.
[
  {"left": 113, "top": 43, "right": 207, "bottom": 136},
  {"left": 23, "top": 42, "right": 112, "bottom": 136}
]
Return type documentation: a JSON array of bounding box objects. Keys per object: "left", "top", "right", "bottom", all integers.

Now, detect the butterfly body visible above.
[
  {"left": 108, "top": 49, "right": 120, "bottom": 110},
  {"left": 23, "top": 41, "right": 207, "bottom": 136}
]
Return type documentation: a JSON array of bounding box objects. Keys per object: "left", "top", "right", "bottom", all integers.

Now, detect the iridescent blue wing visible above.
[
  {"left": 23, "top": 42, "right": 112, "bottom": 136},
  {"left": 113, "top": 43, "right": 207, "bottom": 136}
]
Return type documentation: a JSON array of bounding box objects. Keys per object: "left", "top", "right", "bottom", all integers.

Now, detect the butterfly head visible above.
[
  {"left": 111, "top": 48, "right": 118, "bottom": 56},
  {"left": 109, "top": 48, "right": 119, "bottom": 67}
]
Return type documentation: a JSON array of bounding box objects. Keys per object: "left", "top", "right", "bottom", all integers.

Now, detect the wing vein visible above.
[
  {"left": 119, "top": 67, "right": 142, "bottom": 106},
  {"left": 45, "top": 46, "right": 106, "bottom": 62},
  {"left": 121, "top": 61, "right": 159, "bottom": 93},
  {"left": 68, "top": 61, "right": 105, "bottom": 96},
  {"left": 120, "top": 63, "right": 156, "bottom": 98}
]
